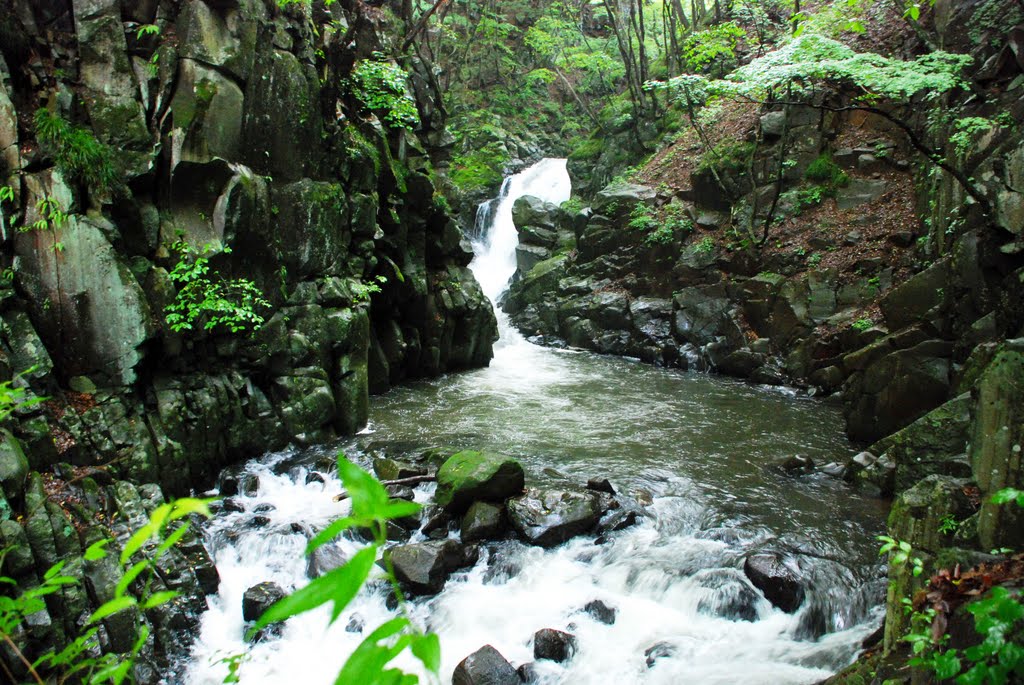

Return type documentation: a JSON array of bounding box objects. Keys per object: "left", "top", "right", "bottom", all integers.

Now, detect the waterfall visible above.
[{"left": 470, "top": 158, "right": 571, "bottom": 316}]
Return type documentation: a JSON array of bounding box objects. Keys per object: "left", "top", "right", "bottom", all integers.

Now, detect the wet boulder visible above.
[
  {"left": 435, "top": 451, "right": 525, "bottom": 512},
  {"left": 507, "top": 488, "right": 603, "bottom": 547},
  {"left": 242, "top": 581, "right": 285, "bottom": 622},
  {"left": 583, "top": 599, "right": 617, "bottom": 625},
  {"left": 517, "top": 662, "right": 540, "bottom": 683},
  {"left": 778, "top": 454, "right": 815, "bottom": 476},
  {"left": 386, "top": 539, "right": 472, "bottom": 595},
  {"left": 461, "top": 501, "right": 506, "bottom": 543},
  {"left": 533, "top": 628, "right": 577, "bottom": 662},
  {"left": 742, "top": 554, "right": 805, "bottom": 613},
  {"left": 452, "top": 644, "right": 520, "bottom": 685},
  {"left": 306, "top": 543, "right": 347, "bottom": 579}
]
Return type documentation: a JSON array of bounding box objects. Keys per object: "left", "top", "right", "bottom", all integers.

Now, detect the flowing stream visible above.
[{"left": 182, "top": 159, "right": 887, "bottom": 685}]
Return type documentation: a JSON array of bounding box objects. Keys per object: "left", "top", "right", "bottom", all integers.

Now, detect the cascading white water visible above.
[
  {"left": 181, "top": 159, "right": 883, "bottom": 685},
  {"left": 470, "top": 158, "right": 571, "bottom": 311}
]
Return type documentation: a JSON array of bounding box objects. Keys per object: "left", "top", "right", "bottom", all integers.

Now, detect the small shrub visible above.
[
  {"left": 695, "top": 236, "right": 715, "bottom": 253},
  {"left": 804, "top": 153, "right": 849, "bottom": 187},
  {"left": 349, "top": 53, "right": 419, "bottom": 130},
  {"left": 852, "top": 318, "right": 873, "bottom": 331},
  {"left": 34, "top": 109, "right": 117, "bottom": 193},
  {"left": 627, "top": 204, "right": 658, "bottom": 232},
  {"left": 164, "top": 242, "right": 270, "bottom": 335}
]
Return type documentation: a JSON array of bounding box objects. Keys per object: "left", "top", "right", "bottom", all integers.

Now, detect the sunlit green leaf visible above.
[
  {"left": 252, "top": 546, "right": 377, "bottom": 632},
  {"left": 84, "top": 539, "right": 111, "bottom": 561},
  {"left": 88, "top": 595, "right": 137, "bottom": 624},
  {"left": 141, "top": 591, "right": 179, "bottom": 610}
]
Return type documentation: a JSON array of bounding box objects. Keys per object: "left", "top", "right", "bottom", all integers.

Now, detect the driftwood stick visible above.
[{"left": 332, "top": 475, "right": 437, "bottom": 502}]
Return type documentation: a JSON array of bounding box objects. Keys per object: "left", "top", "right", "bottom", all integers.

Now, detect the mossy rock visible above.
[{"left": 434, "top": 450, "right": 525, "bottom": 512}]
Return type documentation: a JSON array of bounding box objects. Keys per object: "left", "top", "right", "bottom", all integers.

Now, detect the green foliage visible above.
[
  {"left": 352, "top": 275, "right": 387, "bottom": 304},
  {"left": 350, "top": 54, "right": 419, "bottom": 130},
  {"left": 135, "top": 24, "right": 160, "bottom": 40},
  {"left": 34, "top": 109, "right": 117, "bottom": 194},
  {"left": 804, "top": 153, "right": 849, "bottom": 187},
  {"left": 450, "top": 143, "right": 508, "bottom": 195},
  {"left": 878, "top": 534, "right": 924, "bottom": 576},
  {"left": 0, "top": 368, "right": 44, "bottom": 423},
  {"left": 683, "top": 22, "right": 746, "bottom": 74},
  {"left": 992, "top": 488, "right": 1024, "bottom": 508},
  {"left": 1, "top": 498, "right": 212, "bottom": 684},
  {"left": 852, "top": 318, "right": 874, "bottom": 331},
  {"left": 695, "top": 236, "right": 716, "bottom": 253},
  {"left": 949, "top": 117, "right": 995, "bottom": 157},
  {"left": 243, "top": 455, "right": 439, "bottom": 684},
  {"left": 698, "top": 141, "right": 755, "bottom": 177},
  {"left": 21, "top": 196, "right": 68, "bottom": 234},
  {"left": 717, "top": 33, "right": 972, "bottom": 102},
  {"left": 164, "top": 242, "right": 270, "bottom": 335},
  {"left": 560, "top": 197, "right": 584, "bottom": 214},
  {"left": 568, "top": 138, "right": 604, "bottom": 162},
  {"left": 938, "top": 514, "right": 959, "bottom": 535}
]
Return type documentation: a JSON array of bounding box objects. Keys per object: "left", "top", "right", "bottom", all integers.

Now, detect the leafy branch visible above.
[{"left": 242, "top": 456, "right": 440, "bottom": 684}]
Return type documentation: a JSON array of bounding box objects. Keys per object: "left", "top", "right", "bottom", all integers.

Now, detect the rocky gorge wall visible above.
[{"left": 0, "top": 0, "right": 497, "bottom": 675}]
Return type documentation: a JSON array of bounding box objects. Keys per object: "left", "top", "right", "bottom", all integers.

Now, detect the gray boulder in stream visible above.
[
  {"left": 385, "top": 540, "right": 473, "bottom": 595},
  {"left": 507, "top": 488, "right": 603, "bottom": 547},
  {"left": 452, "top": 644, "right": 520, "bottom": 685},
  {"left": 242, "top": 582, "right": 286, "bottom": 622},
  {"left": 435, "top": 451, "right": 525, "bottom": 511},
  {"left": 742, "top": 554, "right": 806, "bottom": 613}
]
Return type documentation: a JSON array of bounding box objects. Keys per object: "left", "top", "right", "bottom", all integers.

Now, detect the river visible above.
[{"left": 182, "top": 159, "right": 886, "bottom": 685}]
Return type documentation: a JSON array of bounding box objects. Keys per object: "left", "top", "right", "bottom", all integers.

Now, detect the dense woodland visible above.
[{"left": 0, "top": 0, "right": 1022, "bottom": 682}]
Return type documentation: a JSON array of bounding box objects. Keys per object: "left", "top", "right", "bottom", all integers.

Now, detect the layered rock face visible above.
[
  {"left": 0, "top": 0, "right": 496, "bottom": 674},
  {"left": 0, "top": 0, "right": 496, "bottom": 490}
]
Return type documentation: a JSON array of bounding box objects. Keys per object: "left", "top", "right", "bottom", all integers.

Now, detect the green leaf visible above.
[
  {"left": 84, "top": 538, "right": 111, "bottom": 561},
  {"left": 120, "top": 521, "right": 158, "bottom": 565},
  {"left": 88, "top": 658, "right": 132, "bottom": 685},
  {"left": 307, "top": 517, "right": 358, "bottom": 553},
  {"left": 411, "top": 632, "right": 441, "bottom": 673},
  {"left": 337, "top": 456, "right": 391, "bottom": 520},
  {"left": 168, "top": 497, "right": 215, "bottom": 521},
  {"left": 154, "top": 523, "right": 191, "bottom": 560},
  {"left": 88, "top": 595, "right": 138, "bottom": 624},
  {"left": 933, "top": 649, "right": 961, "bottom": 679},
  {"left": 251, "top": 546, "right": 377, "bottom": 632},
  {"left": 141, "top": 590, "right": 179, "bottom": 609},
  {"left": 115, "top": 560, "right": 149, "bottom": 598},
  {"left": 335, "top": 617, "right": 414, "bottom": 685},
  {"left": 43, "top": 560, "right": 67, "bottom": 580}
]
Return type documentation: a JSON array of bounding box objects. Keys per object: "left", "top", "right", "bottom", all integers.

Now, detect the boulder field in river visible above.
[
  {"left": 375, "top": 449, "right": 644, "bottom": 596},
  {"left": 0, "top": 0, "right": 497, "bottom": 674}
]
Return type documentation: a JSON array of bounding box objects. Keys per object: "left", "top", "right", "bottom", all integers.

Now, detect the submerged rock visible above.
[
  {"left": 742, "top": 554, "right": 805, "bottom": 613},
  {"left": 452, "top": 644, "right": 520, "bottom": 685},
  {"left": 306, "top": 543, "right": 347, "bottom": 579},
  {"left": 507, "top": 488, "right": 603, "bottom": 547},
  {"left": 583, "top": 599, "right": 617, "bottom": 625},
  {"left": 435, "top": 451, "right": 525, "bottom": 512},
  {"left": 644, "top": 641, "right": 676, "bottom": 668},
  {"left": 533, "top": 628, "right": 577, "bottom": 662}
]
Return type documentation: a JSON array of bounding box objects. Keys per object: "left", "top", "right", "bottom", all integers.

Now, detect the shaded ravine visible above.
[{"left": 182, "top": 160, "right": 887, "bottom": 685}]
